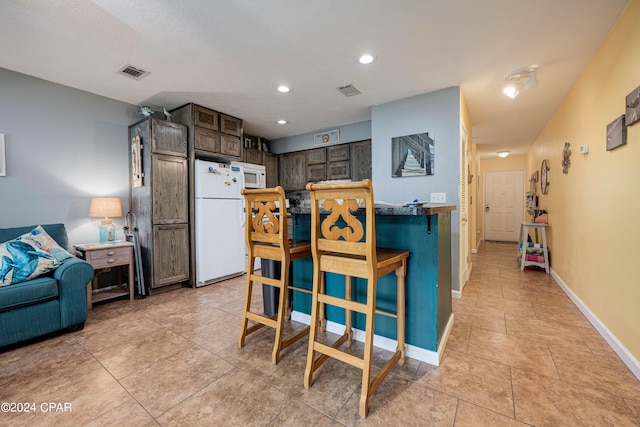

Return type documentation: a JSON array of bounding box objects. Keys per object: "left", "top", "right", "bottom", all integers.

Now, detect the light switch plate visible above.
[{"left": 430, "top": 192, "right": 446, "bottom": 203}]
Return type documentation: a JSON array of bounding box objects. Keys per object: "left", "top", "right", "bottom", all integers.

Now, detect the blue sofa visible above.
[{"left": 0, "top": 223, "right": 94, "bottom": 348}]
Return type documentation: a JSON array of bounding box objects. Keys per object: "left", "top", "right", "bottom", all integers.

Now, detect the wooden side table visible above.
[{"left": 74, "top": 241, "right": 134, "bottom": 309}]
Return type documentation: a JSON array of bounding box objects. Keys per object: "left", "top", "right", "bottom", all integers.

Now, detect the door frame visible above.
[{"left": 459, "top": 124, "right": 469, "bottom": 292}]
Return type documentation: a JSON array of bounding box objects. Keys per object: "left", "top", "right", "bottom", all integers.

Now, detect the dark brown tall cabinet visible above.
[
  {"left": 129, "top": 118, "right": 190, "bottom": 291},
  {"left": 169, "top": 103, "right": 244, "bottom": 286}
]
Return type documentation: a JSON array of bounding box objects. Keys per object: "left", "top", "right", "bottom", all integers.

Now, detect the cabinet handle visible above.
[
  {"left": 107, "top": 258, "right": 115, "bottom": 264},
  {"left": 107, "top": 251, "right": 115, "bottom": 256}
]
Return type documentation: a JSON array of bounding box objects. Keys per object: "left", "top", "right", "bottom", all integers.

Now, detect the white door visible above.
[{"left": 484, "top": 169, "right": 524, "bottom": 242}]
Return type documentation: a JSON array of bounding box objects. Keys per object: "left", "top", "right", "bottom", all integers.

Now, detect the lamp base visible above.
[{"left": 99, "top": 220, "right": 116, "bottom": 243}]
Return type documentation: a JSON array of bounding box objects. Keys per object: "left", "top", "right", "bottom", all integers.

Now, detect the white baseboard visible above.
[
  {"left": 551, "top": 269, "right": 640, "bottom": 381},
  {"left": 453, "top": 261, "right": 472, "bottom": 300},
  {"left": 472, "top": 238, "right": 483, "bottom": 253},
  {"left": 291, "top": 311, "right": 454, "bottom": 366}
]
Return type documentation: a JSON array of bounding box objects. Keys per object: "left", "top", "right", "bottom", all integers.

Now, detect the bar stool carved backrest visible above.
[
  {"left": 238, "top": 186, "right": 312, "bottom": 364},
  {"left": 304, "top": 179, "right": 409, "bottom": 417}
]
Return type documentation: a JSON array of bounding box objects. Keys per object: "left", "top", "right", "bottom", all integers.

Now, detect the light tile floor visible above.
[{"left": 2, "top": 241, "right": 639, "bottom": 426}]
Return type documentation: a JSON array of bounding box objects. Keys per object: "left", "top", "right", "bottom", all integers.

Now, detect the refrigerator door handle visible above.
[
  {"left": 240, "top": 198, "right": 246, "bottom": 228},
  {"left": 240, "top": 170, "right": 247, "bottom": 228}
]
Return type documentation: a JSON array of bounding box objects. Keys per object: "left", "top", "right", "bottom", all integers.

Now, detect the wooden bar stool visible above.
[
  {"left": 303, "top": 179, "right": 409, "bottom": 418},
  {"left": 238, "top": 186, "right": 312, "bottom": 364}
]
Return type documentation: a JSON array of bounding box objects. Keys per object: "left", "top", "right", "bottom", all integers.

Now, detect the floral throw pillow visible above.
[{"left": 0, "top": 226, "right": 73, "bottom": 286}]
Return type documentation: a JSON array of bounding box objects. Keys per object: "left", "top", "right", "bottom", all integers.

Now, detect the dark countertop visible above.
[{"left": 289, "top": 204, "right": 456, "bottom": 216}]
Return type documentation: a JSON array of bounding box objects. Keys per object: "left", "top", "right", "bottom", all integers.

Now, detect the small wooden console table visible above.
[{"left": 74, "top": 241, "right": 134, "bottom": 309}]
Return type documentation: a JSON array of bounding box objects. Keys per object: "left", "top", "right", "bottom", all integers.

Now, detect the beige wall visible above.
[
  {"left": 475, "top": 156, "right": 528, "bottom": 244},
  {"left": 528, "top": 1, "right": 640, "bottom": 359}
]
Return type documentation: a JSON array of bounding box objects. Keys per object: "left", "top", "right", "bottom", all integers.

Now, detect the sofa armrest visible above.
[{"left": 53, "top": 257, "right": 94, "bottom": 328}]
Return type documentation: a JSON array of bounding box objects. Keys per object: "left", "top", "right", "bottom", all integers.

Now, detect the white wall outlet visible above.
[
  {"left": 430, "top": 192, "right": 446, "bottom": 203},
  {"left": 579, "top": 144, "right": 589, "bottom": 154}
]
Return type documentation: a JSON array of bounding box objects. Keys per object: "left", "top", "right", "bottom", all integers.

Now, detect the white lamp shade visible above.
[{"left": 89, "top": 197, "right": 122, "bottom": 218}]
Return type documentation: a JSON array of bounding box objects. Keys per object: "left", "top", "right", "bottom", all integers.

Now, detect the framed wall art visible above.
[
  {"left": 625, "top": 85, "right": 640, "bottom": 127},
  {"left": 314, "top": 129, "right": 339, "bottom": 145},
  {"left": 131, "top": 132, "right": 143, "bottom": 187},
  {"left": 391, "top": 132, "right": 434, "bottom": 177},
  {"left": 606, "top": 115, "right": 626, "bottom": 151}
]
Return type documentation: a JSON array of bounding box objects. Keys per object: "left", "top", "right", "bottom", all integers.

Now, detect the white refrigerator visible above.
[{"left": 194, "top": 160, "right": 246, "bottom": 287}]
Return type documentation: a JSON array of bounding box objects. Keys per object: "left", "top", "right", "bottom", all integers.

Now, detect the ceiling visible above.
[{"left": 0, "top": 0, "right": 630, "bottom": 158}]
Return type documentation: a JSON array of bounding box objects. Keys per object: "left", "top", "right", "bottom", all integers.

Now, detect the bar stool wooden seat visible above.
[
  {"left": 303, "top": 179, "right": 409, "bottom": 418},
  {"left": 238, "top": 186, "right": 312, "bottom": 364}
]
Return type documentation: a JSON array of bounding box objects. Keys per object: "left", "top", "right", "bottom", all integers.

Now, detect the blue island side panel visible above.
[{"left": 291, "top": 213, "right": 440, "bottom": 352}]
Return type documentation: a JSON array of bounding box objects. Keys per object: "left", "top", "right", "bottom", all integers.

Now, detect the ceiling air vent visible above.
[
  {"left": 337, "top": 84, "right": 361, "bottom": 97},
  {"left": 117, "top": 64, "right": 148, "bottom": 80}
]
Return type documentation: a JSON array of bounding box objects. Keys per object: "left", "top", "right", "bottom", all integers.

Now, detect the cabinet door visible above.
[
  {"left": 220, "top": 114, "right": 241, "bottom": 136},
  {"left": 194, "top": 105, "right": 218, "bottom": 131},
  {"left": 307, "top": 164, "right": 327, "bottom": 182},
  {"left": 220, "top": 135, "right": 242, "bottom": 158},
  {"left": 152, "top": 155, "right": 188, "bottom": 224},
  {"left": 350, "top": 140, "right": 372, "bottom": 181},
  {"left": 328, "top": 161, "right": 350, "bottom": 180},
  {"left": 244, "top": 148, "right": 263, "bottom": 164},
  {"left": 151, "top": 119, "right": 187, "bottom": 157},
  {"left": 264, "top": 153, "right": 278, "bottom": 188},
  {"left": 152, "top": 224, "right": 190, "bottom": 288},
  {"left": 328, "top": 144, "right": 350, "bottom": 162},
  {"left": 279, "top": 152, "right": 306, "bottom": 191},
  {"left": 306, "top": 148, "right": 326, "bottom": 165},
  {"left": 194, "top": 126, "right": 220, "bottom": 153}
]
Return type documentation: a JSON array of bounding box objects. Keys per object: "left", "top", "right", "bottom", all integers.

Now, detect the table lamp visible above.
[{"left": 89, "top": 197, "right": 122, "bottom": 243}]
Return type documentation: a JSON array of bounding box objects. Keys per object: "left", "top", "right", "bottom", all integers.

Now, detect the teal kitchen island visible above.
[{"left": 289, "top": 204, "right": 456, "bottom": 365}]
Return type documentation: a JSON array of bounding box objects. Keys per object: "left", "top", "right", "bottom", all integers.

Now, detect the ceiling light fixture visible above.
[
  {"left": 503, "top": 82, "right": 519, "bottom": 99},
  {"left": 503, "top": 66, "right": 538, "bottom": 99},
  {"left": 358, "top": 53, "right": 375, "bottom": 64},
  {"left": 277, "top": 119, "right": 287, "bottom": 124},
  {"left": 497, "top": 151, "right": 510, "bottom": 158},
  {"left": 277, "top": 85, "right": 290, "bottom": 93}
]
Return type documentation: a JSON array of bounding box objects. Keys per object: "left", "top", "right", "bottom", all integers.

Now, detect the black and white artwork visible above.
[
  {"left": 626, "top": 86, "right": 640, "bottom": 126},
  {"left": 606, "top": 115, "right": 626, "bottom": 151},
  {"left": 391, "top": 132, "right": 434, "bottom": 177}
]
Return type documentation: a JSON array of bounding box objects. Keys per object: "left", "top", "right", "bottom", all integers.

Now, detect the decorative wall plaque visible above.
[{"left": 606, "top": 115, "right": 626, "bottom": 151}]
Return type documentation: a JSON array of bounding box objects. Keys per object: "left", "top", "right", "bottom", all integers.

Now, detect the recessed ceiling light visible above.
[
  {"left": 277, "top": 85, "right": 290, "bottom": 93},
  {"left": 358, "top": 54, "right": 375, "bottom": 64},
  {"left": 497, "top": 151, "right": 510, "bottom": 158},
  {"left": 277, "top": 119, "right": 287, "bottom": 124}
]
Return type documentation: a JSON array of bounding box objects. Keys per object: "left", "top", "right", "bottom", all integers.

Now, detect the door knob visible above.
[{"left": 485, "top": 205, "right": 490, "bottom": 212}]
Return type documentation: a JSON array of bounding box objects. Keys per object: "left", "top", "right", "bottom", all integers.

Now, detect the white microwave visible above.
[{"left": 231, "top": 161, "right": 266, "bottom": 189}]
